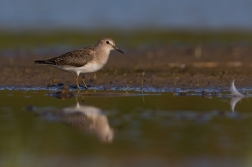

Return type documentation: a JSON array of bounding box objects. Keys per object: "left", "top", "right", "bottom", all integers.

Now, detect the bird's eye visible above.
[{"left": 106, "top": 41, "right": 109, "bottom": 44}]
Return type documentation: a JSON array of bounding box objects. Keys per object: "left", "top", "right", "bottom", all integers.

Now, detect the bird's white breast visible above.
[{"left": 55, "top": 62, "right": 105, "bottom": 75}]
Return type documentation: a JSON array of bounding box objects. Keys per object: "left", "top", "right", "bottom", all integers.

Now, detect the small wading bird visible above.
[{"left": 34, "top": 38, "right": 123, "bottom": 90}]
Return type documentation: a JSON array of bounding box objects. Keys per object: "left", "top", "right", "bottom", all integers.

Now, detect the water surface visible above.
[{"left": 0, "top": 90, "right": 252, "bottom": 167}]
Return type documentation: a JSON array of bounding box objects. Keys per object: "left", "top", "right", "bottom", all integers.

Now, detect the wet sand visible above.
[{"left": 1, "top": 44, "right": 252, "bottom": 90}]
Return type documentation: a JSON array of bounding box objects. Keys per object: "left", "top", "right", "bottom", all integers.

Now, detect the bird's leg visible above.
[
  {"left": 81, "top": 75, "right": 88, "bottom": 90},
  {"left": 81, "top": 96, "right": 85, "bottom": 104},
  {"left": 76, "top": 75, "right": 80, "bottom": 90}
]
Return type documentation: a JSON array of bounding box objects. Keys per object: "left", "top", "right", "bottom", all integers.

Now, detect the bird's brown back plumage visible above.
[{"left": 34, "top": 46, "right": 95, "bottom": 67}]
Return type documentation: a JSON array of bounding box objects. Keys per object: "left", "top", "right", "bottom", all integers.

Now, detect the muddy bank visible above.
[{"left": 1, "top": 44, "right": 252, "bottom": 90}]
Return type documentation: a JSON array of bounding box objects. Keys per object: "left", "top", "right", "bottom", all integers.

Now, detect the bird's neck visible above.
[
  {"left": 94, "top": 45, "right": 111, "bottom": 57},
  {"left": 93, "top": 45, "right": 111, "bottom": 64}
]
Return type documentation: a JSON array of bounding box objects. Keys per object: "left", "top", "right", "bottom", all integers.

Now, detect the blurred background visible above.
[
  {"left": 1, "top": 0, "right": 252, "bottom": 49},
  {"left": 1, "top": 0, "right": 252, "bottom": 31}
]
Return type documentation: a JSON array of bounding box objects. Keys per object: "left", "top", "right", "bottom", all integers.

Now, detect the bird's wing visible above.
[{"left": 46, "top": 47, "right": 95, "bottom": 67}]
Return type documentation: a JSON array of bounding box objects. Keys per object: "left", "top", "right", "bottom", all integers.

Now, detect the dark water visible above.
[
  {"left": 1, "top": 0, "right": 252, "bottom": 30},
  {"left": 0, "top": 90, "right": 252, "bottom": 167}
]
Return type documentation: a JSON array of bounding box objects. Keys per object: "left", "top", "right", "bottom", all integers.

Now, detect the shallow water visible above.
[{"left": 0, "top": 90, "right": 252, "bottom": 167}]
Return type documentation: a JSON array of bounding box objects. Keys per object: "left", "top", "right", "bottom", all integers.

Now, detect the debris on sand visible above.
[
  {"left": 230, "top": 80, "right": 244, "bottom": 112},
  {"left": 230, "top": 80, "right": 244, "bottom": 97}
]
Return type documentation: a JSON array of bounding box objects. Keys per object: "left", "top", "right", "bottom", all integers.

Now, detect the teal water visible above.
[{"left": 0, "top": 90, "right": 252, "bottom": 167}]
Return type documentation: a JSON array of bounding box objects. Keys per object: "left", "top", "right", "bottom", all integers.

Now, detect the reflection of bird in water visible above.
[
  {"left": 39, "top": 101, "right": 114, "bottom": 143},
  {"left": 230, "top": 80, "right": 244, "bottom": 112}
]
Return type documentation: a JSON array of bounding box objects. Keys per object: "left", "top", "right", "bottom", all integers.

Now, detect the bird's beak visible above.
[{"left": 113, "top": 45, "right": 124, "bottom": 54}]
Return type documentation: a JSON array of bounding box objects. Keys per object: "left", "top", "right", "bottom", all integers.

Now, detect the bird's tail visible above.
[{"left": 34, "top": 60, "right": 53, "bottom": 64}]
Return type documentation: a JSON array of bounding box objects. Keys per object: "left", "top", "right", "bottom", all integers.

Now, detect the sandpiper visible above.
[{"left": 34, "top": 38, "right": 123, "bottom": 89}]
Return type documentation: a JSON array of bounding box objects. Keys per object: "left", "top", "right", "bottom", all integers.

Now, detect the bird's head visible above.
[{"left": 96, "top": 38, "right": 124, "bottom": 54}]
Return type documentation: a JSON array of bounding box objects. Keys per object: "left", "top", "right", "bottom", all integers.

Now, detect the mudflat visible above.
[{"left": 1, "top": 44, "right": 252, "bottom": 90}]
